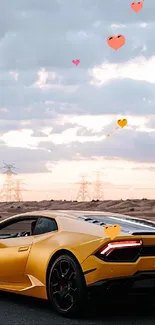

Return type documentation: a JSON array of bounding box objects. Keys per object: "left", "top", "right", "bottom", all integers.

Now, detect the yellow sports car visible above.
[{"left": 0, "top": 209, "right": 155, "bottom": 317}]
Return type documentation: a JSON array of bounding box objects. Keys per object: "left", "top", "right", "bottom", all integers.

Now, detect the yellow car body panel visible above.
[{"left": 0, "top": 210, "right": 155, "bottom": 301}]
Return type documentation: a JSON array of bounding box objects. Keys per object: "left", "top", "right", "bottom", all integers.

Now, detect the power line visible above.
[{"left": 76, "top": 175, "right": 91, "bottom": 201}]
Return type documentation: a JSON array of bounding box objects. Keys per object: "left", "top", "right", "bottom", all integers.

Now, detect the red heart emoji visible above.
[
  {"left": 131, "top": 1, "right": 143, "bottom": 13},
  {"left": 72, "top": 59, "right": 80, "bottom": 66},
  {"left": 107, "top": 35, "right": 125, "bottom": 51}
]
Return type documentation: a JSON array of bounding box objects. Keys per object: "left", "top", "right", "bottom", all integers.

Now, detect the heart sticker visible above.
[
  {"left": 104, "top": 224, "right": 121, "bottom": 240},
  {"left": 107, "top": 35, "right": 125, "bottom": 50},
  {"left": 106, "top": 119, "right": 128, "bottom": 137},
  {"left": 72, "top": 59, "right": 80, "bottom": 66},
  {"left": 117, "top": 119, "right": 127, "bottom": 128},
  {"left": 131, "top": 1, "right": 143, "bottom": 13}
]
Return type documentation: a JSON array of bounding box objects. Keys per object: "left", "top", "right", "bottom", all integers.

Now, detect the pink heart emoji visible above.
[
  {"left": 72, "top": 59, "right": 80, "bottom": 66},
  {"left": 130, "top": 1, "right": 143, "bottom": 13}
]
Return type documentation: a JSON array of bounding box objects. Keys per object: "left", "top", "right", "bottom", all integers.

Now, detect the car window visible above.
[
  {"left": 33, "top": 217, "right": 58, "bottom": 235},
  {"left": 0, "top": 220, "right": 33, "bottom": 234},
  {"left": 0, "top": 218, "right": 38, "bottom": 238}
]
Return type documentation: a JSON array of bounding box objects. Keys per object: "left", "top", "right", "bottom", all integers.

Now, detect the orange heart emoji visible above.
[
  {"left": 131, "top": 1, "right": 143, "bottom": 13},
  {"left": 104, "top": 224, "right": 121, "bottom": 240},
  {"left": 117, "top": 119, "right": 127, "bottom": 128},
  {"left": 107, "top": 35, "right": 125, "bottom": 50}
]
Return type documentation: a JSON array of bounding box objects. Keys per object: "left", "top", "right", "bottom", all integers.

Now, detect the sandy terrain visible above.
[{"left": 0, "top": 198, "right": 155, "bottom": 221}]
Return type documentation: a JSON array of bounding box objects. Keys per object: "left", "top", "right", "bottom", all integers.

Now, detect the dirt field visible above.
[{"left": 0, "top": 198, "right": 155, "bottom": 221}]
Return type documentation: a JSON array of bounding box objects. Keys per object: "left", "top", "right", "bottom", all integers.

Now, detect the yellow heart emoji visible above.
[
  {"left": 117, "top": 119, "right": 127, "bottom": 128},
  {"left": 104, "top": 224, "right": 121, "bottom": 240}
]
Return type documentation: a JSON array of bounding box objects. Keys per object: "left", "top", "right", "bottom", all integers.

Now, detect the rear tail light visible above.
[{"left": 99, "top": 240, "right": 143, "bottom": 256}]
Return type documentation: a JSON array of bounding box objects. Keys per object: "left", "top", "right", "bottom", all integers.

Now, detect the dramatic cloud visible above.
[{"left": 0, "top": 0, "right": 155, "bottom": 179}]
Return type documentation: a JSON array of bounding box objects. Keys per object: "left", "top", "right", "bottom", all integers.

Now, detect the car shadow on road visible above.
[
  {"left": 84, "top": 297, "right": 155, "bottom": 322},
  {"left": 0, "top": 291, "right": 155, "bottom": 323}
]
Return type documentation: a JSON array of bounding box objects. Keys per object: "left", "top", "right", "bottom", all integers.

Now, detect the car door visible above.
[{"left": 0, "top": 218, "right": 35, "bottom": 283}]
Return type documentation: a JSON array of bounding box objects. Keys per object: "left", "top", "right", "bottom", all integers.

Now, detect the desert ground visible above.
[{"left": 0, "top": 198, "right": 155, "bottom": 221}]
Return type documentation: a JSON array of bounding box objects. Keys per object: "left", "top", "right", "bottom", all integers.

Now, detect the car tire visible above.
[{"left": 47, "top": 253, "right": 88, "bottom": 317}]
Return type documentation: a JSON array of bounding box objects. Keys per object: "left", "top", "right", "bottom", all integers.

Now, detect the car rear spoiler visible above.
[{"left": 132, "top": 232, "right": 155, "bottom": 235}]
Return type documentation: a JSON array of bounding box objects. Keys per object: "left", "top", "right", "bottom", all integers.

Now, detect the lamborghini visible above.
[{"left": 1, "top": 209, "right": 155, "bottom": 317}]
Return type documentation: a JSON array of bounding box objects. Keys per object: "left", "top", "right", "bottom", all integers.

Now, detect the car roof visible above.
[
  {"left": 3, "top": 209, "right": 128, "bottom": 220},
  {"left": 1, "top": 209, "right": 155, "bottom": 237},
  {"left": 1, "top": 209, "right": 154, "bottom": 226},
  {"left": 0, "top": 209, "right": 128, "bottom": 226}
]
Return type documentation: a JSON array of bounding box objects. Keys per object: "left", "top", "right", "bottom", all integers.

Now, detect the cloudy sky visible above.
[{"left": 0, "top": 0, "right": 155, "bottom": 201}]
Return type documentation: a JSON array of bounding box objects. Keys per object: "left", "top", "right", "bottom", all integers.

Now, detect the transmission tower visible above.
[
  {"left": 14, "top": 178, "right": 26, "bottom": 202},
  {"left": 0, "top": 163, "right": 26, "bottom": 202},
  {"left": 0, "top": 163, "right": 18, "bottom": 202},
  {"left": 76, "top": 175, "right": 91, "bottom": 201},
  {"left": 92, "top": 171, "right": 104, "bottom": 200}
]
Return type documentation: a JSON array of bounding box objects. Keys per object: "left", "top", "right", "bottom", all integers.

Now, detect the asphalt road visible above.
[{"left": 0, "top": 292, "right": 154, "bottom": 325}]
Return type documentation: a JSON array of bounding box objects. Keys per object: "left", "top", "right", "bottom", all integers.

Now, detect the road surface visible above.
[{"left": 0, "top": 291, "right": 154, "bottom": 325}]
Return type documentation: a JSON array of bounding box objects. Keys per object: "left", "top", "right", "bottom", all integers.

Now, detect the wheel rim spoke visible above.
[
  {"left": 59, "top": 286, "right": 69, "bottom": 299},
  {"left": 64, "top": 293, "right": 74, "bottom": 308},
  {"left": 60, "top": 260, "right": 71, "bottom": 280},
  {"left": 51, "top": 268, "right": 60, "bottom": 287},
  {"left": 69, "top": 272, "right": 77, "bottom": 291}
]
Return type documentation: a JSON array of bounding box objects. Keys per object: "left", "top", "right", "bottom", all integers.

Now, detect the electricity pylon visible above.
[
  {"left": 0, "top": 163, "right": 26, "bottom": 202},
  {"left": 76, "top": 175, "right": 91, "bottom": 201},
  {"left": 14, "top": 178, "right": 26, "bottom": 202},
  {"left": 92, "top": 171, "right": 104, "bottom": 200},
  {"left": 0, "top": 163, "right": 17, "bottom": 202}
]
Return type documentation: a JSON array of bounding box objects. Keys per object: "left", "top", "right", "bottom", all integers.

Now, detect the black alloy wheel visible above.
[{"left": 47, "top": 254, "right": 87, "bottom": 317}]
